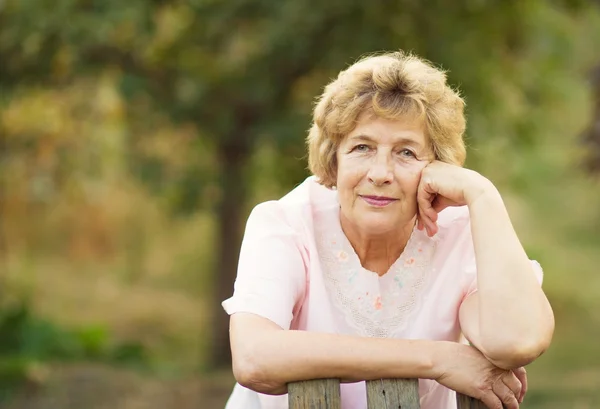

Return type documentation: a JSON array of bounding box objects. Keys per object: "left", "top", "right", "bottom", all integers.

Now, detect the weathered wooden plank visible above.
[
  {"left": 456, "top": 393, "right": 489, "bottom": 409},
  {"left": 366, "top": 378, "right": 420, "bottom": 409},
  {"left": 288, "top": 379, "right": 342, "bottom": 409}
]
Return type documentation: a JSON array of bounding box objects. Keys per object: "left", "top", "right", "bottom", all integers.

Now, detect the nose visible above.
[{"left": 367, "top": 152, "right": 393, "bottom": 186}]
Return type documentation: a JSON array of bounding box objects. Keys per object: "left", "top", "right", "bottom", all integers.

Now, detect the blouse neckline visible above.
[{"left": 313, "top": 202, "right": 439, "bottom": 338}]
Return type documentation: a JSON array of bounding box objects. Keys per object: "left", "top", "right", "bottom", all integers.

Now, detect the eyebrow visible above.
[{"left": 348, "top": 134, "right": 425, "bottom": 149}]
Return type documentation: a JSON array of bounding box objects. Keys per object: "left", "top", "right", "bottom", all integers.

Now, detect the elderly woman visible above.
[{"left": 221, "top": 51, "right": 554, "bottom": 409}]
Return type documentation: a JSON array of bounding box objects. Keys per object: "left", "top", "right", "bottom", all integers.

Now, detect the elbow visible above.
[
  {"left": 482, "top": 309, "right": 555, "bottom": 369},
  {"left": 483, "top": 327, "right": 554, "bottom": 369},
  {"left": 485, "top": 341, "right": 549, "bottom": 369},
  {"left": 232, "top": 355, "right": 264, "bottom": 392},
  {"left": 232, "top": 344, "right": 285, "bottom": 395}
]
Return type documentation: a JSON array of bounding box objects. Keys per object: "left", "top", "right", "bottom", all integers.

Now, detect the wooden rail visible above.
[{"left": 288, "top": 378, "right": 487, "bottom": 408}]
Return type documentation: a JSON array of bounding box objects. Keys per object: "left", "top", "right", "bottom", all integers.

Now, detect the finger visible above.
[
  {"left": 502, "top": 372, "right": 522, "bottom": 401},
  {"left": 416, "top": 216, "right": 434, "bottom": 234},
  {"left": 418, "top": 212, "right": 431, "bottom": 236},
  {"left": 492, "top": 378, "right": 519, "bottom": 409},
  {"left": 418, "top": 207, "right": 437, "bottom": 237},
  {"left": 428, "top": 203, "right": 439, "bottom": 222},
  {"left": 513, "top": 367, "right": 527, "bottom": 402},
  {"left": 427, "top": 221, "right": 438, "bottom": 237},
  {"left": 417, "top": 184, "right": 435, "bottom": 218},
  {"left": 432, "top": 195, "right": 455, "bottom": 214},
  {"left": 416, "top": 174, "right": 442, "bottom": 235},
  {"left": 480, "top": 392, "right": 504, "bottom": 409},
  {"left": 416, "top": 189, "right": 437, "bottom": 236}
]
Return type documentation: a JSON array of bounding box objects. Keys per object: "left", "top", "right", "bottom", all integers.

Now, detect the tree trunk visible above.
[
  {"left": 584, "top": 64, "right": 600, "bottom": 173},
  {"left": 209, "top": 139, "right": 252, "bottom": 369},
  {"left": 0, "top": 125, "right": 7, "bottom": 300}
]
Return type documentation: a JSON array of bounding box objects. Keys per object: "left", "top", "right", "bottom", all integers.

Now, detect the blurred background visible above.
[{"left": 1, "top": 0, "right": 600, "bottom": 408}]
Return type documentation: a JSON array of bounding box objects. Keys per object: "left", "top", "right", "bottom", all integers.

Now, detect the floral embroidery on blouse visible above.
[{"left": 314, "top": 207, "right": 438, "bottom": 338}]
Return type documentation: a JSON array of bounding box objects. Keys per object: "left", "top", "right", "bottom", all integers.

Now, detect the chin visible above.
[{"left": 356, "top": 217, "right": 399, "bottom": 235}]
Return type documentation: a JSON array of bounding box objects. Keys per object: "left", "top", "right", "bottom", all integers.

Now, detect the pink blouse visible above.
[{"left": 222, "top": 176, "right": 543, "bottom": 409}]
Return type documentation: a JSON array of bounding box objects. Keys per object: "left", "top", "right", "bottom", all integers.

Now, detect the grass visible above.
[{"left": 2, "top": 203, "right": 217, "bottom": 372}]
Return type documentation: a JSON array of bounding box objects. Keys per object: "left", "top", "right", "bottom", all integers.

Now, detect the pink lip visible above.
[{"left": 360, "top": 195, "right": 398, "bottom": 207}]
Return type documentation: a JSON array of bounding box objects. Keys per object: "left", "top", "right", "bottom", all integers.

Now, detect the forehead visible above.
[{"left": 345, "top": 113, "right": 428, "bottom": 147}]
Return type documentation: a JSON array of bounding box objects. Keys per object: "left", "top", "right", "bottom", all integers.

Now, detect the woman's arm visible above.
[
  {"left": 231, "top": 312, "right": 525, "bottom": 409},
  {"left": 230, "top": 312, "right": 438, "bottom": 395},
  {"left": 416, "top": 161, "right": 555, "bottom": 370},
  {"left": 459, "top": 183, "right": 555, "bottom": 369}
]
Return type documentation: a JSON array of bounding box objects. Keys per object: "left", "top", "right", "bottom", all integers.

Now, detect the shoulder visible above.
[
  {"left": 279, "top": 175, "right": 337, "bottom": 210},
  {"left": 247, "top": 176, "right": 337, "bottom": 236}
]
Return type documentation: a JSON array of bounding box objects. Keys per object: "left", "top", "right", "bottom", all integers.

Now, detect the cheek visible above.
[
  {"left": 396, "top": 161, "right": 426, "bottom": 187},
  {"left": 337, "top": 158, "right": 366, "bottom": 187}
]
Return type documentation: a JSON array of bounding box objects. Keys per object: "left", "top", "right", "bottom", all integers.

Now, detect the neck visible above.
[{"left": 340, "top": 213, "right": 416, "bottom": 276}]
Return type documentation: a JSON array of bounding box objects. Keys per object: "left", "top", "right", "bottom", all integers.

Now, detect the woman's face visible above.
[{"left": 336, "top": 113, "right": 433, "bottom": 235}]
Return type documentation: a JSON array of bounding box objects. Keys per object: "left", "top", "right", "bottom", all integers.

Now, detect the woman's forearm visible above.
[
  {"left": 230, "top": 313, "right": 441, "bottom": 395},
  {"left": 467, "top": 185, "right": 554, "bottom": 361}
]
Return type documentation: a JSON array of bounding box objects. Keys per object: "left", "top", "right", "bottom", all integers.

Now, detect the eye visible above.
[
  {"left": 352, "top": 144, "right": 370, "bottom": 153},
  {"left": 399, "top": 149, "right": 416, "bottom": 158}
]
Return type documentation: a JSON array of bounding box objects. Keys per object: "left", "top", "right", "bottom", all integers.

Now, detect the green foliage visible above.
[
  {"left": 0, "top": 301, "right": 148, "bottom": 399},
  {"left": 2, "top": 0, "right": 598, "bottom": 214}
]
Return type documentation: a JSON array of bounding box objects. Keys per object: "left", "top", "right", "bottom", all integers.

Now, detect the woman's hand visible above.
[
  {"left": 433, "top": 342, "right": 526, "bottom": 409},
  {"left": 416, "top": 161, "right": 497, "bottom": 237}
]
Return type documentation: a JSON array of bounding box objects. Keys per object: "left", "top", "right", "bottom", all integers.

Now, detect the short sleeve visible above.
[{"left": 221, "top": 202, "right": 307, "bottom": 330}]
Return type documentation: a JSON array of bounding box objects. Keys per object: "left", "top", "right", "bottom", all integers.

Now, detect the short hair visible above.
[{"left": 306, "top": 51, "right": 467, "bottom": 188}]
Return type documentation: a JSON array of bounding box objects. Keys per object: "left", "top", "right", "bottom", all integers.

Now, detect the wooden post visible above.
[
  {"left": 288, "top": 379, "right": 490, "bottom": 408},
  {"left": 456, "top": 392, "right": 489, "bottom": 409},
  {"left": 288, "top": 379, "right": 342, "bottom": 409},
  {"left": 366, "top": 378, "right": 420, "bottom": 409}
]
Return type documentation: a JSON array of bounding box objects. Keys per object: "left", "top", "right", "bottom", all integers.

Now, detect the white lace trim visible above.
[{"left": 314, "top": 207, "right": 438, "bottom": 338}]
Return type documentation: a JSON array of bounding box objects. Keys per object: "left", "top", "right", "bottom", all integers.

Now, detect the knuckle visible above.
[
  {"left": 481, "top": 394, "right": 502, "bottom": 409},
  {"left": 502, "top": 391, "right": 515, "bottom": 402},
  {"left": 476, "top": 383, "right": 491, "bottom": 398},
  {"left": 490, "top": 400, "right": 503, "bottom": 409},
  {"left": 515, "top": 379, "right": 523, "bottom": 391}
]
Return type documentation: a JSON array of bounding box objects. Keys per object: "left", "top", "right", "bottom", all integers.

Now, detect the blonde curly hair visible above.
[{"left": 307, "top": 51, "right": 467, "bottom": 188}]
